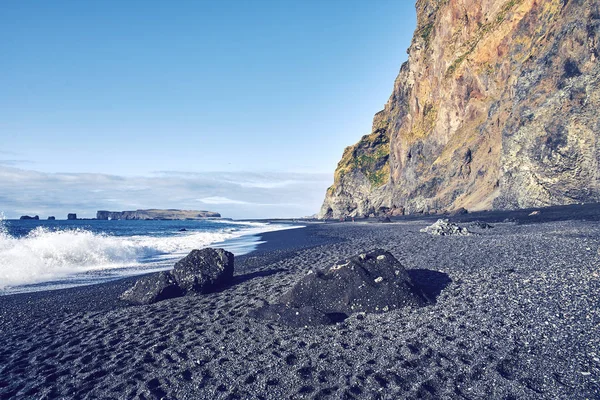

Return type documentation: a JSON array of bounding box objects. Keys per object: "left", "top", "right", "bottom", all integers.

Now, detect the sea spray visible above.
[
  {"left": 0, "top": 220, "right": 302, "bottom": 292},
  {"left": 0, "top": 227, "right": 150, "bottom": 289}
]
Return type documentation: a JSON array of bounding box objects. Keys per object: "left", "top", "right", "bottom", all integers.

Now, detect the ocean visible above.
[{"left": 0, "top": 217, "right": 299, "bottom": 295}]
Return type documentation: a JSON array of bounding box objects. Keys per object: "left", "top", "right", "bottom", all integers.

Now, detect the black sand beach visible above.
[{"left": 1, "top": 207, "right": 599, "bottom": 399}]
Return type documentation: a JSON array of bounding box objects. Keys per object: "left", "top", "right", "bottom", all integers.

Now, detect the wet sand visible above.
[{"left": 1, "top": 207, "right": 599, "bottom": 399}]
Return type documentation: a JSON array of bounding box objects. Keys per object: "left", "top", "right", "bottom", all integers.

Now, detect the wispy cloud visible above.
[
  {"left": 0, "top": 159, "right": 33, "bottom": 166},
  {"left": 0, "top": 166, "right": 332, "bottom": 219},
  {"left": 198, "top": 196, "right": 250, "bottom": 205},
  {"left": 0, "top": 150, "right": 33, "bottom": 167}
]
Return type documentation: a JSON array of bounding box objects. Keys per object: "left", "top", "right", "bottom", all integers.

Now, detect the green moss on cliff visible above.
[
  {"left": 333, "top": 129, "right": 390, "bottom": 189},
  {"left": 420, "top": 23, "right": 435, "bottom": 48}
]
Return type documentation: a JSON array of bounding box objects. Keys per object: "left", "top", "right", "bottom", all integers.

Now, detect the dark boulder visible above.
[
  {"left": 470, "top": 221, "right": 493, "bottom": 229},
  {"left": 379, "top": 217, "right": 392, "bottom": 223},
  {"left": 121, "top": 247, "right": 235, "bottom": 304},
  {"left": 120, "top": 271, "right": 184, "bottom": 305},
  {"left": 172, "top": 248, "right": 234, "bottom": 293},
  {"left": 280, "top": 249, "right": 429, "bottom": 315}
]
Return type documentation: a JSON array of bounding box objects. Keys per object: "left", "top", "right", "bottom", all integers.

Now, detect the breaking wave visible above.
[{"left": 0, "top": 217, "right": 299, "bottom": 291}]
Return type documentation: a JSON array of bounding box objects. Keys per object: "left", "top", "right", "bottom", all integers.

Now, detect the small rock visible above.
[
  {"left": 470, "top": 221, "right": 494, "bottom": 229},
  {"left": 390, "top": 206, "right": 405, "bottom": 216},
  {"left": 420, "top": 219, "right": 471, "bottom": 236}
]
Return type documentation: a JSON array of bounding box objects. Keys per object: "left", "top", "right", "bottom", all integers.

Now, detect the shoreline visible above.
[
  {"left": 0, "top": 224, "right": 325, "bottom": 325},
  {"left": 0, "top": 219, "right": 305, "bottom": 297},
  {"left": 1, "top": 209, "right": 598, "bottom": 398}
]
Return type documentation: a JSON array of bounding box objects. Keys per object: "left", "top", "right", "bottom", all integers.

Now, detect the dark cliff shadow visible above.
[{"left": 408, "top": 269, "right": 452, "bottom": 303}]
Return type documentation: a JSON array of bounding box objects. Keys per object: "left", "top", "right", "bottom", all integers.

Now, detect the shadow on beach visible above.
[{"left": 407, "top": 269, "right": 452, "bottom": 303}]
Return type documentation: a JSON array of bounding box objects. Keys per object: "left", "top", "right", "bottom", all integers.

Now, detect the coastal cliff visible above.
[
  {"left": 96, "top": 209, "right": 221, "bottom": 220},
  {"left": 320, "top": 0, "right": 600, "bottom": 218}
]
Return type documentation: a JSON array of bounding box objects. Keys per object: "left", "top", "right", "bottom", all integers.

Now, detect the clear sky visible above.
[{"left": 0, "top": 0, "right": 417, "bottom": 219}]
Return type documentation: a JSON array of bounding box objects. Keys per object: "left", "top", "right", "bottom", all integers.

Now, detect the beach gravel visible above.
[{"left": 0, "top": 215, "right": 599, "bottom": 399}]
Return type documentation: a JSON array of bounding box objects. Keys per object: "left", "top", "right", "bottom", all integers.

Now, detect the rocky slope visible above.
[
  {"left": 320, "top": 0, "right": 600, "bottom": 218},
  {"left": 96, "top": 209, "right": 221, "bottom": 220}
]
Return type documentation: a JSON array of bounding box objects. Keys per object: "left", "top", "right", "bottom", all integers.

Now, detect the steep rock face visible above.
[{"left": 320, "top": 0, "right": 600, "bottom": 218}]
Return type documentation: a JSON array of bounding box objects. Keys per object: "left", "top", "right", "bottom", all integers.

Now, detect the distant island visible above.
[
  {"left": 19, "top": 215, "right": 40, "bottom": 220},
  {"left": 96, "top": 209, "right": 221, "bottom": 220}
]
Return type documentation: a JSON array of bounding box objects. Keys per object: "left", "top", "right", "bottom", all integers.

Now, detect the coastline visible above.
[
  {"left": 1, "top": 209, "right": 599, "bottom": 399},
  {"left": 0, "top": 224, "right": 324, "bottom": 326},
  {"left": 0, "top": 219, "right": 305, "bottom": 297}
]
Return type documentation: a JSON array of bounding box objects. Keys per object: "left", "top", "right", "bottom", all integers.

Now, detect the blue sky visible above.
[{"left": 0, "top": 0, "right": 417, "bottom": 219}]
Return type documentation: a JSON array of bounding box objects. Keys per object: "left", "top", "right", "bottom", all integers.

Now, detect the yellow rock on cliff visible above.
[{"left": 320, "top": 0, "right": 600, "bottom": 218}]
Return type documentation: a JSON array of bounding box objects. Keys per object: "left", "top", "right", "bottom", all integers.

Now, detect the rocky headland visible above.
[
  {"left": 321, "top": 0, "right": 600, "bottom": 218},
  {"left": 96, "top": 209, "right": 221, "bottom": 220}
]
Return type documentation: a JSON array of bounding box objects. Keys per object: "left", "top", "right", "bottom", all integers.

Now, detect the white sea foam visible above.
[{"left": 0, "top": 218, "right": 301, "bottom": 291}]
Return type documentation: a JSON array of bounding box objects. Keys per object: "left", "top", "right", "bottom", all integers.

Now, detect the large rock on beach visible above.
[
  {"left": 280, "top": 249, "right": 429, "bottom": 316},
  {"left": 120, "top": 247, "right": 235, "bottom": 304},
  {"left": 172, "top": 248, "right": 234, "bottom": 294},
  {"left": 420, "top": 219, "right": 471, "bottom": 236},
  {"left": 120, "top": 271, "right": 183, "bottom": 305}
]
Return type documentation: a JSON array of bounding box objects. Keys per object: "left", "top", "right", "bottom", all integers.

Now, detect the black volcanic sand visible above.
[{"left": 1, "top": 211, "right": 599, "bottom": 399}]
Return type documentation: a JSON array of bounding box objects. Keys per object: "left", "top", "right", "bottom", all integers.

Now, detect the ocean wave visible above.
[
  {"left": 0, "top": 218, "right": 301, "bottom": 290},
  {"left": 0, "top": 226, "right": 237, "bottom": 289}
]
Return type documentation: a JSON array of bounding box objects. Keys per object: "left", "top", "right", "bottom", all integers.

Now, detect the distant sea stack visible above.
[
  {"left": 96, "top": 209, "right": 221, "bottom": 220},
  {"left": 20, "top": 215, "right": 39, "bottom": 220},
  {"left": 320, "top": 0, "right": 600, "bottom": 219},
  {"left": 47, "top": 216, "right": 56, "bottom": 221},
  {"left": 67, "top": 213, "right": 77, "bottom": 220}
]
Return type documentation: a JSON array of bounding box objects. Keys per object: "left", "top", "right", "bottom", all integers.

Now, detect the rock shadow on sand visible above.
[
  {"left": 407, "top": 269, "right": 452, "bottom": 302},
  {"left": 230, "top": 268, "right": 287, "bottom": 286}
]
